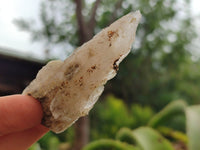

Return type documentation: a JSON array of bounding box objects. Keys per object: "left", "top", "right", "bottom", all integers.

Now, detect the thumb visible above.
[{"left": 0, "top": 95, "right": 43, "bottom": 135}]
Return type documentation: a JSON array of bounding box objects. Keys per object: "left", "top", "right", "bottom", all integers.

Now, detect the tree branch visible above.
[
  {"left": 88, "top": 0, "right": 101, "bottom": 35},
  {"left": 110, "top": 0, "right": 123, "bottom": 23},
  {"left": 74, "top": 0, "right": 88, "bottom": 44}
]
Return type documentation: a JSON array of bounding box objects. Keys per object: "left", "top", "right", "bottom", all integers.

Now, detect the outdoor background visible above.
[{"left": 0, "top": 0, "right": 200, "bottom": 150}]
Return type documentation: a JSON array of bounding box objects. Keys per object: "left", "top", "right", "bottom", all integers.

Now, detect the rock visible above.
[{"left": 22, "top": 11, "right": 142, "bottom": 133}]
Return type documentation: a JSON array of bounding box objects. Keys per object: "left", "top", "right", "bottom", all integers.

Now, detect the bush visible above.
[
  {"left": 84, "top": 100, "right": 200, "bottom": 150},
  {"left": 90, "top": 95, "right": 132, "bottom": 139}
]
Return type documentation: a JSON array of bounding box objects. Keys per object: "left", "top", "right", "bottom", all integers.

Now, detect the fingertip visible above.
[
  {"left": 36, "top": 124, "right": 50, "bottom": 133},
  {"left": 0, "top": 124, "right": 49, "bottom": 150},
  {"left": 19, "top": 95, "right": 44, "bottom": 121},
  {"left": 0, "top": 95, "right": 44, "bottom": 135}
]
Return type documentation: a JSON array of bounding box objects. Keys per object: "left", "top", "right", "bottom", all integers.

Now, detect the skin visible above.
[{"left": 0, "top": 95, "right": 49, "bottom": 150}]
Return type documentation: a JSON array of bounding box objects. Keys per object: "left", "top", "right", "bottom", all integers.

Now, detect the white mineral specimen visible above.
[{"left": 23, "top": 11, "right": 142, "bottom": 133}]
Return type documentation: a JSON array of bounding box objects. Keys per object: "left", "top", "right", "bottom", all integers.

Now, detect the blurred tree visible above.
[
  {"left": 105, "top": 0, "right": 198, "bottom": 110},
  {"left": 15, "top": 0, "right": 198, "bottom": 149},
  {"left": 15, "top": 0, "right": 198, "bottom": 105}
]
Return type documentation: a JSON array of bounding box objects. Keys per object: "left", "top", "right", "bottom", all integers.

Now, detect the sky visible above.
[
  {"left": 0, "top": 0, "right": 200, "bottom": 59},
  {"left": 0, "top": 0, "right": 43, "bottom": 58}
]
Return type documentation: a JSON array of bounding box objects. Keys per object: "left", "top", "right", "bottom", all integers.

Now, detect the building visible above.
[{"left": 0, "top": 47, "right": 45, "bottom": 96}]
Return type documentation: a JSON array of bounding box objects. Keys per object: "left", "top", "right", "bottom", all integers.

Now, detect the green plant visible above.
[
  {"left": 132, "top": 127, "right": 174, "bottom": 150},
  {"left": 148, "top": 100, "right": 187, "bottom": 128},
  {"left": 33, "top": 132, "right": 61, "bottom": 150},
  {"left": 47, "top": 136, "right": 60, "bottom": 150},
  {"left": 186, "top": 106, "right": 200, "bottom": 150},
  {"left": 83, "top": 139, "right": 139, "bottom": 150},
  {"left": 84, "top": 127, "right": 175, "bottom": 150},
  {"left": 90, "top": 95, "right": 156, "bottom": 140},
  {"left": 130, "top": 104, "right": 155, "bottom": 128},
  {"left": 29, "top": 143, "right": 41, "bottom": 150},
  {"left": 157, "top": 126, "right": 188, "bottom": 144},
  {"left": 84, "top": 100, "right": 200, "bottom": 150},
  {"left": 116, "top": 128, "right": 136, "bottom": 145},
  {"left": 90, "top": 95, "right": 132, "bottom": 139}
]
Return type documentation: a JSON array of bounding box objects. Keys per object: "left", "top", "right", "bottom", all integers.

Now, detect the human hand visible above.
[{"left": 0, "top": 95, "right": 49, "bottom": 150}]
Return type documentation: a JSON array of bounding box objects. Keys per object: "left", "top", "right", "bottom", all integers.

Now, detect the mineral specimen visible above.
[{"left": 23, "top": 11, "right": 142, "bottom": 133}]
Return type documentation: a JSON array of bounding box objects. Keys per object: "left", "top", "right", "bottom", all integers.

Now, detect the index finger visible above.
[{"left": 0, "top": 95, "right": 43, "bottom": 135}]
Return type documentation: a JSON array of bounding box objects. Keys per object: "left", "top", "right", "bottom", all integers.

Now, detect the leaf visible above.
[
  {"left": 148, "top": 100, "right": 187, "bottom": 128},
  {"left": 47, "top": 136, "right": 60, "bottom": 150},
  {"left": 116, "top": 128, "right": 136, "bottom": 145},
  {"left": 186, "top": 105, "right": 200, "bottom": 150},
  {"left": 28, "top": 143, "right": 41, "bottom": 150},
  {"left": 132, "top": 127, "right": 175, "bottom": 150},
  {"left": 83, "top": 139, "right": 140, "bottom": 150},
  {"left": 130, "top": 104, "right": 154, "bottom": 128},
  {"left": 157, "top": 126, "right": 188, "bottom": 144}
]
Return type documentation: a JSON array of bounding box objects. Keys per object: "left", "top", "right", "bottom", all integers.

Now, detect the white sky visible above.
[
  {"left": 0, "top": 0, "right": 43, "bottom": 58},
  {"left": 0, "top": 0, "right": 199, "bottom": 59}
]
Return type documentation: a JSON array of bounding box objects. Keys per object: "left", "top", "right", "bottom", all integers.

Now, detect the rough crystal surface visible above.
[{"left": 22, "top": 11, "right": 142, "bottom": 133}]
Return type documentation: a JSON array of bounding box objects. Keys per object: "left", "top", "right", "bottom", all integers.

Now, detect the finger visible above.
[
  {"left": 0, "top": 124, "right": 49, "bottom": 150},
  {"left": 0, "top": 95, "right": 43, "bottom": 135}
]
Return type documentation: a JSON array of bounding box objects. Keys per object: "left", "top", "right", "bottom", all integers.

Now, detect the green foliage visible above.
[
  {"left": 85, "top": 100, "right": 200, "bottom": 150},
  {"left": 83, "top": 139, "right": 139, "bottom": 150},
  {"left": 84, "top": 127, "right": 175, "bottom": 150},
  {"left": 116, "top": 127, "right": 176, "bottom": 150},
  {"left": 147, "top": 101, "right": 200, "bottom": 150},
  {"left": 116, "top": 128, "right": 136, "bottom": 145},
  {"left": 132, "top": 127, "right": 174, "bottom": 150},
  {"left": 153, "top": 102, "right": 200, "bottom": 150},
  {"left": 90, "top": 95, "right": 163, "bottom": 141},
  {"left": 29, "top": 143, "right": 41, "bottom": 150},
  {"left": 175, "top": 61, "right": 200, "bottom": 104},
  {"left": 98, "top": 11, "right": 113, "bottom": 28},
  {"left": 157, "top": 126, "right": 188, "bottom": 144},
  {"left": 37, "top": 132, "right": 54, "bottom": 149},
  {"left": 106, "top": 0, "right": 198, "bottom": 108},
  {"left": 30, "top": 98, "right": 200, "bottom": 150},
  {"left": 47, "top": 136, "right": 60, "bottom": 150},
  {"left": 55, "top": 126, "right": 75, "bottom": 143},
  {"left": 37, "top": 126, "right": 74, "bottom": 149},
  {"left": 149, "top": 100, "right": 187, "bottom": 128},
  {"left": 90, "top": 95, "right": 131, "bottom": 139},
  {"left": 186, "top": 106, "right": 200, "bottom": 150},
  {"left": 130, "top": 104, "right": 155, "bottom": 128},
  {"left": 37, "top": 132, "right": 60, "bottom": 150}
]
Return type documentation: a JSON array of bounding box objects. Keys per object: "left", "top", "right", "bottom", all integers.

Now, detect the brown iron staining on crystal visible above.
[
  {"left": 113, "top": 58, "right": 119, "bottom": 72},
  {"left": 87, "top": 65, "right": 97, "bottom": 73},
  {"left": 78, "top": 76, "right": 84, "bottom": 86},
  {"left": 64, "top": 64, "right": 80, "bottom": 80},
  {"left": 107, "top": 30, "right": 119, "bottom": 47}
]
